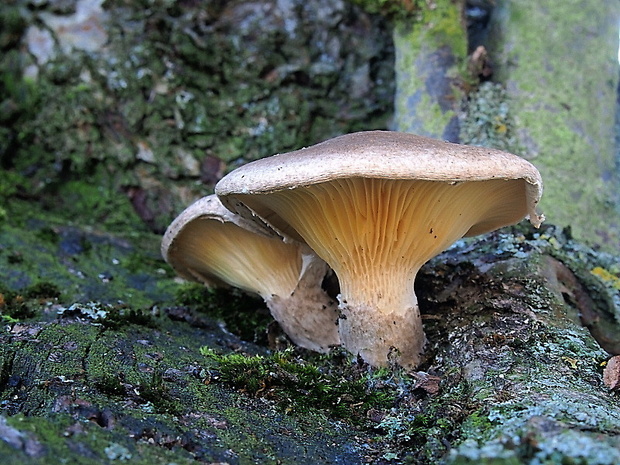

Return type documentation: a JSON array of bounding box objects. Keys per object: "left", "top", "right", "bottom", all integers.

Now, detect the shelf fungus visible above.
[
  {"left": 161, "top": 195, "right": 340, "bottom": 353},
  {"left": 216, "top": 131, "right": 543, "bottom": 368}
]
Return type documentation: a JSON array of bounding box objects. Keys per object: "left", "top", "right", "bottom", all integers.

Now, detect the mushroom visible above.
[
  {"left": 161, "top": 195, "right": 340, "bottom": 353},
  {"left": 215, "top": 131, "right": 543, "bottom": 368}
]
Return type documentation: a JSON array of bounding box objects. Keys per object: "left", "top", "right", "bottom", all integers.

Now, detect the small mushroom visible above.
[
  {"left": 161, "top": 195, "right": 340, "bottom": 353},
  {"left": 216, "top": 131, "right": 543, "bottom": 368}
]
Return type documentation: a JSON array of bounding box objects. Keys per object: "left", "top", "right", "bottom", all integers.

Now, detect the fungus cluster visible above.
[{"left": 163, "top": 131, "right": 543, "bottom": 368}]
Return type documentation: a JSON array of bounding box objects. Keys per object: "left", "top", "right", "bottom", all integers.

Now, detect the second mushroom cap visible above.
[{"left": 161, "top": 194, "right": 340, "bottom": 353}]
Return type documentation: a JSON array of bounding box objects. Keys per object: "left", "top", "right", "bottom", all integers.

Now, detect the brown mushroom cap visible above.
[
  {"left": 161, "top": 195, "right": 340, "bottom": 353},
  {"left": 215, "top": 131, "right": 543, "bottom": 368},
  {"left": 161, "top": 195, "right": 299, "bottom": 296},
  {"left": 216, "top": 131, "right": 543, "bottom": 238}
]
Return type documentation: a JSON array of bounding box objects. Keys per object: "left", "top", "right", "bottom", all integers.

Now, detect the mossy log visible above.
[
  {"left": 0, "top": 315, "right": 370, "bottom": 464},
  {"left": 1, "top": 1, "right": 620, "bottom": 463},
  {"left": 0, "top": 211, "right": 370, "bottom": 464},
  {"left": 1, "top": 207, "right": 619, "bottom": 464},
  {"left": 415, "top": 226, "right": 620, "bottom": 464}
]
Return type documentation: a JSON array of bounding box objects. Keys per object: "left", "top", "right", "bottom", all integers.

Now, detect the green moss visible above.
[
  {"left": 0, "top": 413, "right": 200, "bottom": 465},
  {"left": 418, "top": 0, "right": 467, "bottom": 58},
  {"left": 33, "top": 226, "right": 60, "bottom": 245},
  {"left": 392, "top": 0, "right": 467, "bottom": 138},
  {"left": 23, "top": 282, "right": 61, "bottom": 300},
  {"left": 0, "top": 48, "right": 39, "bottom": 128},
  {"left": 137, "top": 370, "right": 184, "bottom": 415},
  {"left": 104, "top": 306, "right": 157, "bottom": 329},
  {"left": 0, "top": 6, "right": 26, "bottom": 48},
  {"left": 48, "top": 180, "right": 146, "bottom": 233},
  {"left": 1, "top": 2, "right": 394, "bottom": 232},
  {"left": 0, "top": 281, "right": 61, "bottom": 321},
  {"left": 94, "top": 365, "right": 181, "bottom": 415},
  {"left": 348, "top": 0, "right": 423, "bottom": 20},
  {"left": 201, "top": 347, "right": 395, "bottom": 423},
  {"left": 176, "top": 284, "right": 271, "bottom": 344},
  {"left": 0, "top": 315, "right": 369, "bottom": 464},
  {"left": 94, "top": 372, "right": 127, "bottom": 397},
  {"left": 0, "top": 199, "right": 177, "bottom": 308},
  {"left": 0, "top": 170, "right": 25, "bottom": 201},
  {"left": 458, "top": 410, "right": 498, "bottom": 443}
]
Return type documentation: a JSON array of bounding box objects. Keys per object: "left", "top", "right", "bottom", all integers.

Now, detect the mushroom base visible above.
[
  {"left": 265, "top": 255, "right": 341, "bottom": 353},
  {"left": 337, "top": 297, "right": 426, "bottom": 368}
]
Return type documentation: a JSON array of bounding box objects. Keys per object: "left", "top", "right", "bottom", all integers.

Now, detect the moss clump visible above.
[
  {"left": 201, "top": 347, "right": 395, "bottom": 423},
  {"left": 95, "top": 305, "right": 157, "bottom": 330},
  {"left": 23, "top": 282, "right": 61, "bottom": 300},
  {"left": 349, "top": 0, "right": 423, "bottom": 20},
  {"left": 176, "top": 284, "right": 271, "bottom": 344},
  {"left": 94, "top": 368, "right": 181, "bottom": 415},
  {"left": 0, "top": 281, "right": 61, "bottom": 321},
  {"left": 46, "top": 180, "right": 146, "bottom": 233}
]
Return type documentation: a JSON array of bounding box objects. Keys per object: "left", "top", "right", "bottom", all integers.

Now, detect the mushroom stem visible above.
[
  {"left": 339, "top": 284, "right": 426, "bottom": 368},
  {"left": 335, "top": 267, "right": 425, "bottom": 368},
  {"left": 266, "top": 252, "right": 340, "bottom": 353}
]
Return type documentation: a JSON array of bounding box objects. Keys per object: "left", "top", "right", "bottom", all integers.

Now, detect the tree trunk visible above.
[
  {"left": 392, "top": 0, "right": 467, "bottom": 141},
  {"left": 485, "top": 0, "right": 620, "bottom": 251},
  {"left": 1, "top": 217, "right": 619, "bottom": 464}
]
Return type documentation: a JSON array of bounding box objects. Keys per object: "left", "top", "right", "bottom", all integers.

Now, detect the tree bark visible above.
[
  {"left": 392, "top": 0, "right": 467, "bottom": 141},
  {"left": 485, "top": 0, "right": 620, "bottom": 251},
  {"left": 414, "top": 227, "right": 620, "bottom": 464}
]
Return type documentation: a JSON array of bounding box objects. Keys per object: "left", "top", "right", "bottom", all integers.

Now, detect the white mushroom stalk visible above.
[
  {"left": 161, "top": 195, "right": 340, "bottom": 353},
  {"left": 216, "top": 131, "right": 544, "bottom": 368}
]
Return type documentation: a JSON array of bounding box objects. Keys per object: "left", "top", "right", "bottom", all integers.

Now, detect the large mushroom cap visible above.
[
  {"left": 216, "top": 130, "right": 543, "bottom": 238},
  {"left": 215, "top": 131, "right": 543, "bottom": 368},
  {"left": 161, "top": 194, "right": 340, "bottom": 353}
]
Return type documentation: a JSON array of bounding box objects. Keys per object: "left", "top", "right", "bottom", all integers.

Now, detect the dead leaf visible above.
[{"left": 603, "top": 356, "right": 620, "bottom": 390}]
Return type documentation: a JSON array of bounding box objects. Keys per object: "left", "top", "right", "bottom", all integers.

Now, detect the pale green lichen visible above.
[
  {"left": 104, "top": 443, "right": 132, "bottom": 461},
  {"left": 460, "top": 82, "right": 522, "bottom": 153},
  {"left": 486, "top": 0, "right": 620, "bottom": 251},
  {"left": 392, "top": 0, "right": 467, "bottom": 139}
]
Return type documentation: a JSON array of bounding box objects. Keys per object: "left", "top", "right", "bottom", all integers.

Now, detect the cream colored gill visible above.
[
  {"left": 174, "top": 219, "right": 303, "bottom": 299},
  {"left": 241, "top": 178, "right": 526, "bottom": 307}
]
